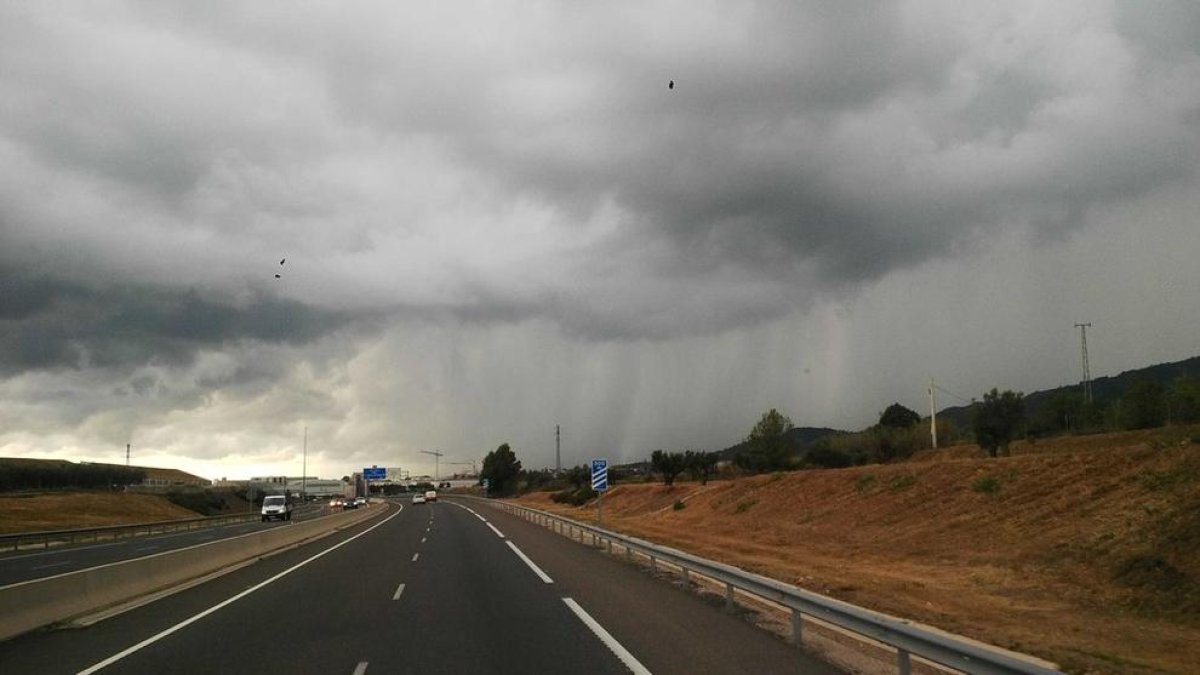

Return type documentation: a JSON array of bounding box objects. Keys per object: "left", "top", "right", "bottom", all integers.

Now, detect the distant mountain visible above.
[
  {"left": 717, "top": 426, "right": 846, "bottom": 461},
  {"left": 935, "top": 354, "right": 1200, "bottom": 430}
]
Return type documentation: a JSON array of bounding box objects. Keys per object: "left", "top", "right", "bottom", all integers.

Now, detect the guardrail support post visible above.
[
  {"left": 790, "top": 610, "right": 803, "bottom": 646},
  {"left": 725, "top": 583, "right": 734, "bottom": 609},
  {"left": 681, "top": 567, "right": 690, "bottom": 586},
  {"left": 897, "top": 649, "right": 911, "bottom": 675}
]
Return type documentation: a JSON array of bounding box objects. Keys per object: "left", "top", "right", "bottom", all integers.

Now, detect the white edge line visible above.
[
  {"left": 505, "top": 541, "right": 552, "bottom": 584},
  {"left": 486, "top": 523, "right": 505, "bottom": 539},
  {"left": 392, "top": 583, "right": 406, "bottom": 601},
  {"left": 75, "top": 509, "right": 403, "bottom": 675},
  {"left": 563, "top": 597, "right": 652, "bottom": 675}
]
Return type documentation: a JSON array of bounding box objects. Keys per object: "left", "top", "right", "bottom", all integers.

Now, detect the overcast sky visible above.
[{"left": 2, "top": 1, "right": 1199, "bottom": 481}]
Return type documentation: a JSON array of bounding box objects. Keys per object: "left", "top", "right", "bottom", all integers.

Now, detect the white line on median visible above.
[
  {"left": 486, "top": 523, "right": 505, "bottom": 539},
  {"left": 563, "top": 598, "right": 652, "bottom": 675},
  {"left": 75, "top": 509, "right": 403, "bottom": 675},
  {"left": 506, "top": 541, "right": 552, "bottom": 583},
  {"left": 392, "top": 583, "right": 406, "bottom": 600}
]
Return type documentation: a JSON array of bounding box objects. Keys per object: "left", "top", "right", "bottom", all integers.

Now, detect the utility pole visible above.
[
  {"left": 928, "top": 379, "right": 938, "bottom": 449},
  {"left": 555, "top": 425, "right": 561, "bottom": 475},
  {"left": 301, "top": 426, "right": 308, "bottom": 501},
  {"left": 1075, "top": 323, "right": 1093, "bottom": 404},
  {"left": 126, "top": 443, "right": 130, "bottom": 467},
  {"left": 420, "top": 449, "right": 444, "bottom": 481}
]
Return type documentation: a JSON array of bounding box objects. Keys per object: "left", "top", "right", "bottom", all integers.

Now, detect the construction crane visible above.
[
  {"left": 419, "top": 450, "right": 444, "bottom": 481},
  {"left": 445, "top": 460, "right": 478, "bottom": 477}
]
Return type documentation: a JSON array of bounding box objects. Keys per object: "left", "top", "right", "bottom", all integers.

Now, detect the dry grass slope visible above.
[
  {"left": 516, "top": 427, "right": 1200, "bottom": 674},
  {"left": 0, "top": 492, "right": 202, "bottom": 533}
]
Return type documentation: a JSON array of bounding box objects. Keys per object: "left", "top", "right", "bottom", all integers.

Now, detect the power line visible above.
[{"left": 932, "top": 383, "right": 973, "bottom": 404}]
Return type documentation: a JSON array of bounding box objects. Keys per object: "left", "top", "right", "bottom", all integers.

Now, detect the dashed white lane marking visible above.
[
  {"left": 412, "top": 553, "right": 419, "bottom": 562},
  {"left": 76, "top": 508, "right": 403, "bottom": 675},
  {"left": 134, "top": 546, "right": 159, "bottom": 553},
  {"left": 392, "top": 583, "right": 406, "bottom": 600},
  {"left": 563, "top": 598, "right": 652, "bottom": 675},
  {"left": 486, "top": 523, "right": 505, "bottom": 539},
  {"left": 352, "top": 661, "right": 369, "bottom": 675},
  {"left": 506, "top": 541, "right": 553, "bottom": 584},
  {"left": 421, "top": 537, "right": 426, "bottom": 543}
]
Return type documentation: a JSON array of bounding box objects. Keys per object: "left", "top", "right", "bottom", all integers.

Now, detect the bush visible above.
[
  {"left": 855, "top": 474, "right": 876, "bottom": 492},
  {"left": 734, "top": 498, "right": 758, "bottom": 513},
  {"left": 550, "top": 486, "right": 597, "bottom": 506},
  {"left": 887, "top": 474, "right": 917, "bottom": 491},
  {"left": 673, "top": 499, "right": 686, "bottom": 511},
  {"left": 973, "top": 476, "right": 1001, "bottom": 494}
]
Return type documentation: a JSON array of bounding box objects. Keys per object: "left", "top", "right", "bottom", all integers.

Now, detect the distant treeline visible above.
[{"left": 0, "top": 460, "right": 146, "bottom": 492}]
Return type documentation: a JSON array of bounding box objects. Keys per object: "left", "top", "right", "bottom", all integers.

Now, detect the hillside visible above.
[
  {"left": 934, "top": 355, "right": 1200, "bottom": 431},
  {"left": 0, "top": 492, "right": 205, "bottom": 533},
  {"left": 514, "top": 427, "right": 1200, "bottom": 674}
]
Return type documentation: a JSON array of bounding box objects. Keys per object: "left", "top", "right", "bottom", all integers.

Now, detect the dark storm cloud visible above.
[{"left": 0, "top": 268, "right": 350, "bottom": 376}]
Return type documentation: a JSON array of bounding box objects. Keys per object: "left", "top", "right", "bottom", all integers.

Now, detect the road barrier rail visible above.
[
  {"left": 0, "top": 513, "right": 262, "bottom": 553},
  {"left": 478, "top": 497, "right": 1061, "bottom": 675}
]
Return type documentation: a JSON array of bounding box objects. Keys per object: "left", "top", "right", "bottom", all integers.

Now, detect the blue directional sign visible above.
[
  {"left": 363, "top": 467, "right": 387, "bottom": 480},
  {"left": 591, "top": 459, "right": 608, "bottom": 492}
]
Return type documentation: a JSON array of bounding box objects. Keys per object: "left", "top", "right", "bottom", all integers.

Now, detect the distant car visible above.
[
  {"left": 424, "top": 490, "right": 437, "bottom": 503},
  {"left": 354, "top": 497, "right": 367, "bottom": 507},
  {"left": 411, "top": 494, "right": 426, "bottom": 504},
  {"left": 329, "top": 498, "right": 342, "bottom": 508},
  {"left": 343, "top": 498, "right": 359, "bottom": 509},
  {"left": 261, "top": 495, "right": 293, "bottom": 522}
]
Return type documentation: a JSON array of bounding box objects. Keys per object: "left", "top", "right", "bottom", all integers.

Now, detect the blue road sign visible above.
[
  {"left": 591, "top": 459, "right": 608, "bottom": 492},
  {"left": 363, "top": 467, "right": 386, "bottom": 480}
]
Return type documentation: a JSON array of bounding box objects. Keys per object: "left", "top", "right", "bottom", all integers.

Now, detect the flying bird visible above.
[
  {"left": 280, "top": 258, "right": 286, "bottom": 266},
  {"left": 668, "top": 80, "right": 674, "bottom": 90},
  {"left": 274, "top": 274, "right": 281, "bottom": 279}
]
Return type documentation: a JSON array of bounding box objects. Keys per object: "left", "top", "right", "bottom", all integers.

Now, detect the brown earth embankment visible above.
[{"left": 515, "top": 427, "right": 1200, "bottom": 674}]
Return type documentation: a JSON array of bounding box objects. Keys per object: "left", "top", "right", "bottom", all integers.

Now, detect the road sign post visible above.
[{"left": 591, "top": 459, "right": 608, "bottom": 526}]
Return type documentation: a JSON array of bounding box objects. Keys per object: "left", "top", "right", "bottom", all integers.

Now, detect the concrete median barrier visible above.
[{"left": 0, "top": 504, "right": 384, "bottom": 641}]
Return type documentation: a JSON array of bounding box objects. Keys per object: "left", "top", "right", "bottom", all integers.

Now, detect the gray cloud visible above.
[{"left": 1, "top": 2, "right": 1198, "bottom": 478}]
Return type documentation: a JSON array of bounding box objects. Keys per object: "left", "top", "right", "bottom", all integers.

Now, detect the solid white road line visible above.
[
  {"left": 486, "top": 523, "right": 505, "bottom": 539},
  {"left": 392, "top": 583, "right": 406, "bottom": 600},
  {"left": 352, "top": 661, "right": 369, "bottom": 675},
  {"left": 562, "top": 598, "right": 652, "bottom": 675},
  {"left": 505, "top": 541, "right": 553, "bottom": 584},
  {"left": 76, "top": 509, "right": 403, "bottom": 675}
]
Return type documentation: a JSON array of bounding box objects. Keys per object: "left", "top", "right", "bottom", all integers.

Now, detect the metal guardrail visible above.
[
  {"left": 477, "top": 498, "right": 1062, "bottom": 675},
  {"left": 0, "top": 512, "right": 263, "bottom": 553}
]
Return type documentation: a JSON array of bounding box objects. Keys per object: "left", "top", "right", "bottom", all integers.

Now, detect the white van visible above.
[
  {"left": 424, "top": 490, "right": 438, "bottom": 503},
  {"left": 261, "top": 495, "right": 293, "bottom": 521}
]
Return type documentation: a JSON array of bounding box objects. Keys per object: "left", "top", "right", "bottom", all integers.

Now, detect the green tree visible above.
[
  {"left": 1123, "top": 378, "right": 1165, "bottom": 429},
  {"left": 972, "top": 389, "right": 1025, "bottom": 457},
  {"left": 684, "top": 450, "right": 719, "bottom": 484},
  {"left": 736, "top": 408, "right": 796, "bottom": 472},
  {"left": 651, "top": 450, "right": 687, "bottom": 486},
  {"left": 1167, "top": 375, "right": 1200, "bottom": 425},
  {"left": 878, "top": 402, "right": 921, "bottom": 429},
  {"left": 480, "top": 443, "right": 522, "bottom": 496}
]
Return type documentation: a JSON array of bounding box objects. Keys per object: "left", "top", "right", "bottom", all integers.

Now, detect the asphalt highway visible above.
[
  {"left": 0, "top": 497, "right": 842, "bottom": 674},
  {"left": 0, "top": 504, "right": 332, "bottom": 586}
]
